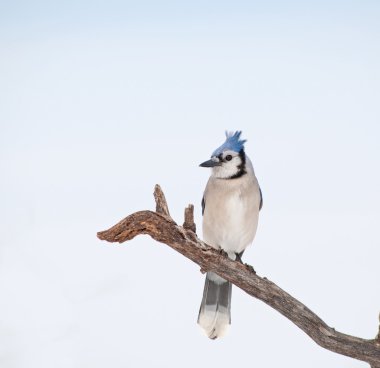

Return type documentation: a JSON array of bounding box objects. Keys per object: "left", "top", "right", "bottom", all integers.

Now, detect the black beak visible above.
[{"left": 199, "top": 158, "right": 221, "bottom": 168}]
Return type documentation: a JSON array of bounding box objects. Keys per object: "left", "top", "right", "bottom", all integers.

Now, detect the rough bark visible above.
[{"left": 97, "top": 185, "right": 380, "bottom": 367}]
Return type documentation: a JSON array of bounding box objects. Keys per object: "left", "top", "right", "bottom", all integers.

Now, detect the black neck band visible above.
[{"left": 225, "top": 149, "right": 247, "bottom": 180}]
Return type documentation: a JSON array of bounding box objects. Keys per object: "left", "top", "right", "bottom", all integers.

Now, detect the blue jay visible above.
[{"left": 197, "top": 131, "right": 262, "bottom": 339}]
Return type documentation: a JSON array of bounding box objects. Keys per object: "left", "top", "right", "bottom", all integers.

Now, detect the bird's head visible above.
[{"left": 199, "top": 131, "right": 247, "bottom": 179}]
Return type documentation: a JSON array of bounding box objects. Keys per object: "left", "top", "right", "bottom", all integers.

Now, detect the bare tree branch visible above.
[
  {"left": 97, "top": 185, "right": 380, "bottom": 367},
  {"left": 153, "top": 184, "right": 171, "bottom": 217},
  {"left": 183, "top": 204, "right": 196, "bottom": 233}
]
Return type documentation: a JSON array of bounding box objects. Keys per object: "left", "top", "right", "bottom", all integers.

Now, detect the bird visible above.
[{"left": 197, "top": 131, "right": 262, "bottom": 339}]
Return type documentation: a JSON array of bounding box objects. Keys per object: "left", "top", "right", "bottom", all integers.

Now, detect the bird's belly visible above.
[{"left": 202, "top": 195, "right": 259, "bottom": 256}]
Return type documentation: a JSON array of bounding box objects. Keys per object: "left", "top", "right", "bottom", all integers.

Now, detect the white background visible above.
[{"left": 1, "top": 1, "right": 379, "bottom": 367}]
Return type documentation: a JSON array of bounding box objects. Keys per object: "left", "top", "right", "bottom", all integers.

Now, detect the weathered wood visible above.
[
  {"left": 183, "top": 204, "right": 196, "bottom": 233},
  {"left": 153, "top": 184, "right": 171, "bottom": 217},
  {"left": 97, "top": 186, "right": 380, "bottom": 367}
]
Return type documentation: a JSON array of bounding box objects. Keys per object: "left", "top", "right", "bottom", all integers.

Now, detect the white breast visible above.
[{"left": 202, "top": 161, "right": 261, "bottom": 257}]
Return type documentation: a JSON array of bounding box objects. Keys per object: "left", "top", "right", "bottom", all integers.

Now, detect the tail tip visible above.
[{"left": 197, "top": 311, "right": 230, "bottom": 339}]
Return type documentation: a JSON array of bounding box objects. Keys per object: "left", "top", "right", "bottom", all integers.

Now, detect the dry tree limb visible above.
[
  {"left": 183, "top": 204, "right": 196, "bottom": 233},
  {"left": 153, "top": 184, "right": 171, "bottom": 217},
  {"left": 97, "top": 185, "right": 380, "bottom": 367}
]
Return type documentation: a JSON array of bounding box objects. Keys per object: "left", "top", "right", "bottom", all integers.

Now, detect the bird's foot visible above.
[
  {"left": 235, "top": 253, "right": 243, "bottom": 263},
  {"left": 244, "top": 264, "right": 256, "bottom": 274},
  {"left": 218, "top": 248, "right": 229, "bottom": 257}
]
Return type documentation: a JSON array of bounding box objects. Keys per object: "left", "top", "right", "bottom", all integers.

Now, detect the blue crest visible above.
[{"left": 212, "top": 131, "right": 247, "bottom": 156}]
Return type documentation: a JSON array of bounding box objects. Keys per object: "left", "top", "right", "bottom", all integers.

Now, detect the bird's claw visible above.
[
  {"left": 235, "top": 253, "right": 243, "bottom": 263},
  {"left": 218, "top": 249, "right": 228, "bottom": 257},
  {"left": 245, "top": 264, "right": 256, "bottom": 274}
]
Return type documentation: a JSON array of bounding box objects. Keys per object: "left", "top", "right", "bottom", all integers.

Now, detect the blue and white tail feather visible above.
[{"left": 197, "top": 272, "right": 232, "bottom": 339}]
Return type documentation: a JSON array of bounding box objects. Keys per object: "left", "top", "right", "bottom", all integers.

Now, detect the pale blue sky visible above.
[{"left": 1, "top": 1, "right": 379, "bottom": 367}]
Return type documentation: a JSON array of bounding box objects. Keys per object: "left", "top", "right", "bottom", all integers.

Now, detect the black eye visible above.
[{"left": 225, "top": 155, "right": 232, "bottom": 161}]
